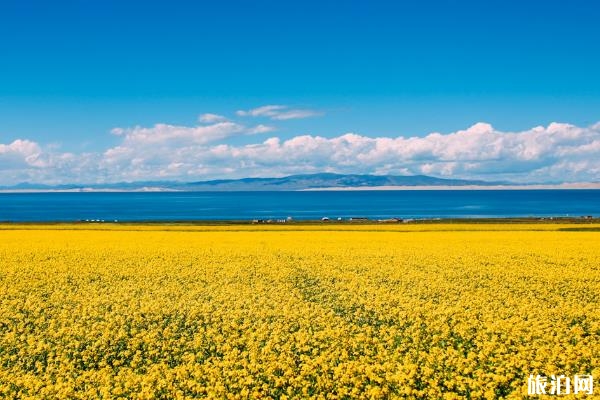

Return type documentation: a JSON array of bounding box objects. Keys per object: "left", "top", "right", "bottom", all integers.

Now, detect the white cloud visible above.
[
  {"left": 115, "top": 122, "right": 247, "bottom": 146},
  {"left": 236, "top": 105, "right": 285, "bottom": 117},
  {"left": 0, "top": 139, "right": 42, "bottom": 169},
  {"left": 2, "top": 120, "right": 600, "bottom": 185},
  {"left": 0, "top": 138, "right": 89, "bottom": 184},
  {"left": 0, "top": 139, "right": 40, "bottom": 157},
  {"left": 110, "top": 119, "right": 274, "bottom": 148},
  {"left": 198, "top": 113, "right": 228, "bottom": 123},
  {"left": 236, "top": 105, "right": 321, "bottom": 120},
  {"left": 247, "top": 124, "right": 276, "bottom": 134}
]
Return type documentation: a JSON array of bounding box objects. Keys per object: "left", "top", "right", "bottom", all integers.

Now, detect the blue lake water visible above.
[{"left": 0, "top": 190, "right": 599, "bottom": 222}]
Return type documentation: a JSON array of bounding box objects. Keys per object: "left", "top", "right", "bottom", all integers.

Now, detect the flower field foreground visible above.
[{"left": 1, "top": 224, "right": 599, "bottom": 399}]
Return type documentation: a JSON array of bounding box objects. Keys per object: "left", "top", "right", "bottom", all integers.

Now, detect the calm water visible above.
[{"left": 0, "top": 190, "right": 599, "bottom": 222}]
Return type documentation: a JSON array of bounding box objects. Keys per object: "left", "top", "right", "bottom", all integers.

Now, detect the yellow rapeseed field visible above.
[{"left": 0, "top": 224, "right": 599, "bottom": 399}]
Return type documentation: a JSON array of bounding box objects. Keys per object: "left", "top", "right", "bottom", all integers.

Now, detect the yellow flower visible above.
[{"left": 0, "top": 223, "right": 598, "bottom": 398}]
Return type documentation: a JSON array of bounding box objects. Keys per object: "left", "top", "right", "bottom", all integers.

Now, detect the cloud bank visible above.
[{"left": 1, "top": 115, "right": 600, "bottom": 185}]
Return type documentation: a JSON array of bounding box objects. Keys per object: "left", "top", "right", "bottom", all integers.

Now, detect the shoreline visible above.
[
  {"left": 1, "top": 217, "right": 598, "bottom": 225},
  {"left": 301, "top": 183, "right": 600, "bottom": 191}
]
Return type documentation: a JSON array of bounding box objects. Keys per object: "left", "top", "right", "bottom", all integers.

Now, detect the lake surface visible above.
[{"left": 0, "top": 190, "right": 599, "bottom": 222}]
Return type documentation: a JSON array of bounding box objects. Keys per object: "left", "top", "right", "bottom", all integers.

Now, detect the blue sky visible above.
[{"left": 1, "top": 0, "right": 600, "bottom": 184}]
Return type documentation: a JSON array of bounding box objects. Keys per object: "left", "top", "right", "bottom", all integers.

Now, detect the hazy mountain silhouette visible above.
[{"left": 1, "top": 173, "right": 507, "bottom": 191}]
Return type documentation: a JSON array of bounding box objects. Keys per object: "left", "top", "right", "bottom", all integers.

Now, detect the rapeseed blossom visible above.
[{"left": 0, "top": 224, "right": 598, "bottom": 399}]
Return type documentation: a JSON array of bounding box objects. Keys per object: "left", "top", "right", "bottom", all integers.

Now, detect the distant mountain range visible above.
[
  {"left": 185, "top": 173, "right": 504, "bottom": 190},
  {"left": 0, "top": 173, "right": 508, "bottom": 192}
]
